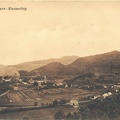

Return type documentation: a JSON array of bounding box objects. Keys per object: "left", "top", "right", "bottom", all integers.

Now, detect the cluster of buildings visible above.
[
  {"left": 67, "top": 91, "right": 114, "bottom": 109},
  {"left": 90, "top": 92, "right": 113, "bottom": 100}
]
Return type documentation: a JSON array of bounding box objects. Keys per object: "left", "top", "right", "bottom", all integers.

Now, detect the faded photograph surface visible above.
[{"left": 0, "top": 1, "right": 120, "bottom": 120}]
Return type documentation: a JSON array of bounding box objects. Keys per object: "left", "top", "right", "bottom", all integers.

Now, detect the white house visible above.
[
  {"left": 4, "top": 79, "right": 11, "bottom": 82},
  {"left": 90, "top": 95, "right": 101, "bottom": 100},
  {"left": 69, "top": 98, "right": 79, "bottom": 108},
  {"left": 107, "top": 92, "right": 112, "bottom": 96},
  {"left": 102, "top": 93, "right": 109, "bottom": 99},
  {"left": 56, "top": 83, "right": 63, "bottom": 86},
  {"left": 116, "top": 89, "right": 119, "bottom": 92},
  {"left": 37, "top": 81, "right": 44, "bottom": 87},
  {"left": 22, "top": 82, "right": 28, "bottom": 85},
  {"left": 65, "top": 84, "right": 68, "bottom": 88}
]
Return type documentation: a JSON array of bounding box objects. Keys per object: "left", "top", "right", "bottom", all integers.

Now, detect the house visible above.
[
  {"left": 69, "top": 98, "right": 79, "bottom": 108},
  {"left": 29, "top": 78, "right": 34, "bottom": 84},
  {"left": 13, "top": 86, "right": 18, "bottom": 91},
  {"left": 102, "top": 92, "right": 113, "bottom": 99},
  {"left": 65, "top": 84, "right": 68, "bottom": 88},
  {"left": 0, "top": 107, "right": 7, "bottom": 111},
  {"left": 44, "top": 75, "right": 47, "bottom": 83},
  {"left": 22, "top": 82, "right": 28, "bottom": 85},
  {"left": 39, "top": 85, "right": 47, "bottom": 89},
  {"left": 102, "top": 93, "right": 109, "bottom": 99},
  {"left": 19, "top": 78, "right": 23, "bottom": 82},
  {"left": 115, "top": 89, "right": 119, "bottom": 92},
  {"left": 56, "top": 83, "right": 63, "bottom": 86},
  {"left": 83, "top": 85, "right": 90, "bottom": 89},
  {"left": 36, "top": 81, "right": 44, "bottom": 86},
  {"left": 103, "top": 85, "right": 108, "bottom": 89},
  {"left": 4, "top": 79, "right": 11, "bottom": 82},
  {"left": 113, "top": 85, "right": 120, "bottom": 89},
  {"left": 73, "top": 85, "right": 79, "bottom": 88},
  {"left": 78, "top": 86, "right": 83, "bottom": 89},
  {"left": 90, "top": 95, "right": 101, "bottom": 100},
  {"left": 107, "top": 92, "right": 112, "bottom": 96}
]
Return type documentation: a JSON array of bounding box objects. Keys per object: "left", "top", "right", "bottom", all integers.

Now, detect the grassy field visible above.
[{"left": 0, "top": 106, "right": 78, "bottom": 120}]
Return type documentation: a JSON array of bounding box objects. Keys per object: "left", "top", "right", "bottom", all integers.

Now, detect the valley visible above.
[{"left": 0, "top": 51, "right": 120, "bottom": 120}]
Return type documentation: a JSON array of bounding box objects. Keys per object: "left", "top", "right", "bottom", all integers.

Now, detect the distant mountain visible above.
[
  {"left": 0, "top": 66, "right": 20, "bottom": 77},
  {"left": 0, "top": 65, "right": 5, "bottom": 69},
  {"left": 30, "top": 62, "right": 66, "bottom": 76},
  {"left": 30, "top": 51, "right": 120, "bottom": 77},
  {"left": 67, "top": 50, "right": 120, "bottom": 75},
  {"left": 18, "top": 70, "right": 30, "bottom": 77},
  {"left": 11, "top": 56, "right": 79, "bottom": 71}
]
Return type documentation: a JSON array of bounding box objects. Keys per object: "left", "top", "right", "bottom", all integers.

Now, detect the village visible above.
[{"left": 0, "top": 73, "right": 120, "bottom": 114}]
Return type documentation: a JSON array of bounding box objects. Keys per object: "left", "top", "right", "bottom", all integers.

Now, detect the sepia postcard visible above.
[{"left": 0, "top": 1, "right": 120, "bottom": 120}]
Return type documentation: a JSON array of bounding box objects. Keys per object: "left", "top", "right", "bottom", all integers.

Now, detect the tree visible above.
[
  {"left": 54, "top": 110, "right": 65, "bottom": 120},
  {"left": 59, "top": 100, "right": 67, "bottom": 105},
  {"left": 34, "top": 102, "right": 38, "bottom": 106},
  {"left": 72, "top": 112, "right": 80, "bottom": 120},
  {"left": 22, "top": 117, "right": 29, "bottom": 120},
  {"left": 53, "top": 99, "right": 59, "bottom": 107},
  {"left": 33, "top": 81, "right": 38, "bottom": 86},
  {"left": 66, "top": 112, "right": 73, "bottom": 120},
  {"left": 41, "top": 103, "right": 44, "bottom": 107}
]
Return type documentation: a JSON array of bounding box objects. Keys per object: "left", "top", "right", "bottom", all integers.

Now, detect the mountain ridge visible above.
[
  {"left": 30, "top": 50, "right": 120, "bottom": 77},
  {"left": 10, "top": 56, "right": 79, "bottom": 71}
]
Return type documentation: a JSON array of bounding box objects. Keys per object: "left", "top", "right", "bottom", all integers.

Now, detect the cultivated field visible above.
[
  {"left": 0, "top": 87, "right": 99, "bottom": 120},
  {"left": 38, "top": 88, "right": 97, "bottom": 101},
  {"left": 0, "top": 87, "right": 98, "bottom": 106}
]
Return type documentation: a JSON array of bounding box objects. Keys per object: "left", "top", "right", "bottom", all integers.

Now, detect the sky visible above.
[{"left": 0, "top": 2, "right": 120, "bottom": 65}]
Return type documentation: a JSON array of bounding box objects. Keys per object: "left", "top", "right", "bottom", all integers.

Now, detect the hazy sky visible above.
[{"left": 0, "top": 2, "right": 120, "bottom": 65}]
